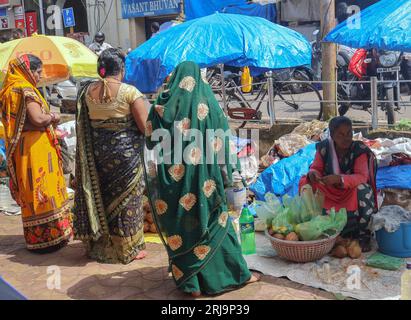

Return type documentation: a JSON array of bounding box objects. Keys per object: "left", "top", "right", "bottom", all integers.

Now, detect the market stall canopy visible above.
[
  {"left": 0, "top": 34, "right": 99, "bottom": 86},
  {"left": 125, "top": 13, "right": 311, "bottom": 93},
  {"left": 325, "top": 0, "right": 411, "bottom": 52}
]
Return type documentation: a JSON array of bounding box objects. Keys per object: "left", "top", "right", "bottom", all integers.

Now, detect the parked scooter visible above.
[{"left": 338, "top": 49, "right": 402, "bottom": 125}]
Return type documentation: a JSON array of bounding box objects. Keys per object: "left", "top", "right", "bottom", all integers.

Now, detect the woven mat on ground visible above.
[
  {"left": 245, "top": 233, "right": 403, "bottom": 300},
  {"left": 144, "top": 232, "right": 162, "bottom": 244}
]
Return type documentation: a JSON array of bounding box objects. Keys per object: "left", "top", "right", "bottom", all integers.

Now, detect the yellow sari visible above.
[{"left": 0, "top": 57, "right": 72, "bottom": 251}]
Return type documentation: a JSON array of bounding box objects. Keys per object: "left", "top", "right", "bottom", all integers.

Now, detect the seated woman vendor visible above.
[{"left": 299, "top": 116, "right": 378, "bottom": 252}]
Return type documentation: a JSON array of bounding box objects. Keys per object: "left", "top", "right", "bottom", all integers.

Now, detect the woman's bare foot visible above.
[
  {"left": 134, "top": 250, "right": 147, "bottom": 260},
  {"left": 246, "top": 271, "right": 262, "bottom": 284},
  {"left": 191, "top": 291, "right": 201, "bottom": 298}
]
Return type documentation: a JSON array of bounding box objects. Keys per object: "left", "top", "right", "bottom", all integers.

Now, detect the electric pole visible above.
[
  {"left": 39, "top": 0, "right": 46, "bottom": 34},
  {"left": 320, "top": 0, "right": 337, "bottom": 120}
]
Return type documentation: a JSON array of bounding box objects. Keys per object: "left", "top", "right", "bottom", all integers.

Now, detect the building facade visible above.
[
  {"left": 86, "top": 0, "right": 183, "bottom": 51},
  {"left": 0, "top": 0, "right": 90, "bottom": 42}
]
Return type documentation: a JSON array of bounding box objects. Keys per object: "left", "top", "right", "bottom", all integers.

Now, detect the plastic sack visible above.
[
  {"left": 366, "top": 252, "right": 405, "bottom": 271},
  {"left": 348, "top": 49, "right": 368, "bottom": 80},
  {"left": 254, "top": 193, "right": 283, "bottom": 225},
  {"left": 282, "top": 185, "right": 323, "bottom": 225},
  {"left": 271, "top": 207, "right": 294, "bottom": 235},
  {"left": 295, "top": 208, "right": 347, "bottom": 241},
  {"left": 276, "top": 134, "right": 310, "bottom": 157},
  {"left": 291, "top": 120, "right": 328, "bottom": 140}
]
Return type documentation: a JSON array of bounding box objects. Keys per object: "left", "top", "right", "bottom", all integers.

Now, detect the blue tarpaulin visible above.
[
  {"left": 376, "top": 165, "right": 411, "bottom": 190},
  {"left": 185, "top": 0, "right": 277, "bottom": 22},
  {"left": 250, "top": 143, "right": 317, "bottom": 200},
  {"left": 0, "top": 277, "right": 26, "bottom": 300},
  {"left": 125, "top": 13, "right": 311, "bottom": 93},
  {"left": 0, "top": 139, "right": 5, "bottom": 173},
  {"left": 325, "top": 0, "right": 411, "bottom": 52}
]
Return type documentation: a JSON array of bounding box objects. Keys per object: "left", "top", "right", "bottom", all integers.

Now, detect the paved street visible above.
[{"left": 0, "top": 214, "right": 336, "bottom": 300}]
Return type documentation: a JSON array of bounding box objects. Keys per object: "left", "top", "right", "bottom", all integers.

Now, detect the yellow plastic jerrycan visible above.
[{"left": 241, "top": 66, "right": 253, "bottom": 93}]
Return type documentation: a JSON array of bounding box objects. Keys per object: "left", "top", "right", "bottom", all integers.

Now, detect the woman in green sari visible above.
[{"left": 144, "top": 61, "right": 260, "bottom": 297}]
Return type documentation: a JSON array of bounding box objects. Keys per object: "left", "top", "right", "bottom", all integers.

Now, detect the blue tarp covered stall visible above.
[
  {"left": 184, "top": 0, "right": 277, "bottom": 22},
  {"left": 325, "top": 0, "right": 411, "bottom": 52},
  {"left": 250, "top": 146, "right": 411, "bottom": 202},
  {"left": 125, "top": 13, "right": 311, "bottom": 93}
]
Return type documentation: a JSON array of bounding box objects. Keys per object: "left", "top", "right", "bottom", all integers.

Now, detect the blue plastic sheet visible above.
[
  {"left": 0, "top": 139, "right": 6, "bottom": 175},
  {"left": 185, "top": 0, "right": 276, "bottom": 22},
  {"left": 0, "top": 277, "right": 26, "bottom": 300},
  {"left": 221, "top": 3, "right": 276, "bottom": 22},
  {"left": 250, "top": 143, "right": 317, "bottom": 200},
  {"left": 0, "top": 139, "right": 5, "bottom": 160},
  {"left": 376, "top": 165, "right": 411, "bottom": 190},
  {"left": 125, "top": 13, "right": 311, "bottom": 93},
  {"left": 325, "top": 0, "right": 411, "bottom": 52}
]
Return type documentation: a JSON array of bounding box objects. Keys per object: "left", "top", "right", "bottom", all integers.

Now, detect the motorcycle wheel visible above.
[
  {"left": 338, "top": 104, "right": 350, "bottom": 116},
  {"left": 385, "top": 88, "right": 396, "bottom": 125}
]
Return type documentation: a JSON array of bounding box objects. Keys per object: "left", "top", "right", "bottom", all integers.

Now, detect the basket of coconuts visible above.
[{"left": 266, "top": 228, "right": 340, "bottom": 263}]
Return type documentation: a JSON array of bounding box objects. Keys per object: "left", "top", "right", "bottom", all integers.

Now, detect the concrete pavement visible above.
[{"left": 0, "top": 214, "right": 335, "bottom": 300}]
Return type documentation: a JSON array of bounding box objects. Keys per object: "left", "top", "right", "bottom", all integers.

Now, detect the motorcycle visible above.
[
  {"left": 311, "top": 29, "right": 356, "bottom": 82},
  {"left": 337, "top": 49, "right": 402, "bottom": 125}
]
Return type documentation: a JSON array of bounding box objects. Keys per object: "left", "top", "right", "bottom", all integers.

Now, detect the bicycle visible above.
[{"left": 207, "top": 67, "right": 324, "bottom": 128}]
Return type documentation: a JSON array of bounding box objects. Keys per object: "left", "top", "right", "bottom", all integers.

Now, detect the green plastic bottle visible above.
[{"left": 239, "top": 205, "right": 256, "bottom": 255}]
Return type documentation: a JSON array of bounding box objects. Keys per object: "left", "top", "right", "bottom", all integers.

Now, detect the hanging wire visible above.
[{"left": 98, "top": 0, "right": 114, "bottom": 32}]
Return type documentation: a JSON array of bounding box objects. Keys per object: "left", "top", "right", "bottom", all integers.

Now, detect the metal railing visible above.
[
  {"left": 211, "top": 74, "right": 411, "bottom": 129},
  {"left": 145, "top": 69, "right": 411, "bottom": 130}
]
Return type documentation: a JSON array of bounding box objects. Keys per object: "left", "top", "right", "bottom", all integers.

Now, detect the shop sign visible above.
[
  {"left": 25, "top": 11, "right": 38, "bottom": 36},
  {"left": 121, "top": 0, "right": 181, "bottom": 18}
]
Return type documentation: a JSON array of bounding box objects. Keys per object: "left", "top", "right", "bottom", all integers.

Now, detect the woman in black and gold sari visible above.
[{"left": 73, "top": 48, "right": 148, "bottom": 264}]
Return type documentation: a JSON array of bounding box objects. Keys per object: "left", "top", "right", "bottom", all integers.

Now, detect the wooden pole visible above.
[{"left": 320, "top": 0, "right": 337, "bottom": 120}]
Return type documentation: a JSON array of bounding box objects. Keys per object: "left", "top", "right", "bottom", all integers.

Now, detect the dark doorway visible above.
[{"left": 63, "top": 0, "right": 88, "bottom": 34}]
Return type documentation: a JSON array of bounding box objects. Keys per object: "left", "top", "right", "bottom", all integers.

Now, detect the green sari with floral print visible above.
[{"left": 144, "top": 62, "right": 251, "bottom": 295}]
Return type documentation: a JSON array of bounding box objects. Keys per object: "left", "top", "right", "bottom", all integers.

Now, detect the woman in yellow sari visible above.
[{"left": 0, "top": 55, "right": 73, "bottom": 253}]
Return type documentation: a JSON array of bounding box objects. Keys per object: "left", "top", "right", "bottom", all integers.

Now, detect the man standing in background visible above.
[{"left": 89, "top": 32, "right": 112, "bottom": 56}]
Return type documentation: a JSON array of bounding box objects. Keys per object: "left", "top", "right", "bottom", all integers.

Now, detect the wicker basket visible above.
[{"left": 265, "top": 231, "right": 339, "bottom": 263}]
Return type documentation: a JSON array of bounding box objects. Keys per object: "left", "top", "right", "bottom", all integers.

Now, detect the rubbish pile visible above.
[{"left": 260, "top": 120, "right": 328, "bottom": 170}]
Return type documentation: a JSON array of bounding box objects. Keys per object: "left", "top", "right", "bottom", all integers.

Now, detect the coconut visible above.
[
  {"left": 285, "top": 232, "right": 299, "bottom": 241},
  {"left": 331, "top": 245, "right": 348, "bottom": 258},
  {"left": 347, "top": 240, "right": 362, "bottom": 259},
  {"left": 273, "top": 233, "right": 285, "bottom": 240}
]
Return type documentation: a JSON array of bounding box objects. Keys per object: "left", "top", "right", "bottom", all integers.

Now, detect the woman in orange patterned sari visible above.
[{"left": 0, "top": 55, "right": 73, "bottom": 253}]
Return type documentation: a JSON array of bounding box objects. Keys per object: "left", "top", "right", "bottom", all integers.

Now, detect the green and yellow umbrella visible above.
[{"left": 0, "top": 34, "right": 99, "bottom": 86}]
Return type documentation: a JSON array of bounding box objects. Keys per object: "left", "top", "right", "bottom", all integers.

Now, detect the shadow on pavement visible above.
[
  {"left": 66, "top": 266, "right": 194, "bottom": 300},
  {"left": 0, "top": 235, "right": 90, "bottom": 267}
]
